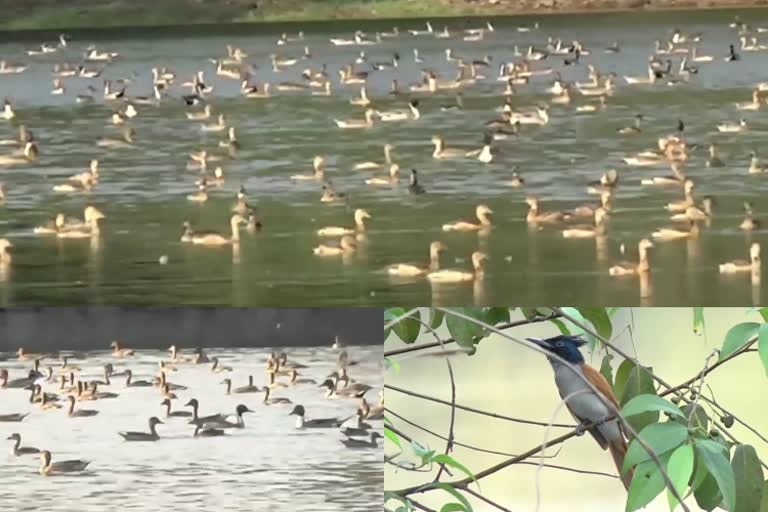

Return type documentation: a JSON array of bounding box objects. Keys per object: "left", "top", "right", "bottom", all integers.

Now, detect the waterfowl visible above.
[
  {"left": 291, "top": 155, "right": 325, "bottom": 181},
  {"left": 665, "top": 180, "right": 696, "bottom": 212},
  {"left": 440, "top": 93, "right": 464, "bottom": 112},
  {"left": 641, "top": 162, "right": 687, "bottom": 186},
  {"left": 341, "top": 409, "right": 374, "bottom": 436},
  {"left": 119, "top": 417, "right": 163, "bottom": 442},
  {"left": 718, "top": 118, "right": 748, "bottom": 133},
  {"left": 186, "top": 104, "right": 212, "bottom": 121},
  {"left": 103, "top": 80, "right": 125, "bottom": 100},
  {"left": 224, "top": 375, "right": 261, "bottom": 394},
  {"left": 39, "top": 393, "right": 62, "bottom": 411},
  {"left": 186, "top": 398, "right": 226, "bottom": 426},
  {"left": 562, "top": 208, "right": 609, "bottom": 238},
  {"left": 431, "top": 135, "right": 467, "bottom": 159},
  {"left": 365, "top": 163, "right": 400, "bottom": 185},
  {"left": 670, "top": 197, "right": 714, "bottom": 222},
  {"left": 526, "top": 196, "right": 569, "bottom": 223},
  {"left": 652, "top": 221, "right": 700, "bottom": 241},
  {"left": 377, "top": 100, "right": 420, "bottom": 121},
  {"left": 609, "top": 239, "right": 654, "bottom": 276},
  {"left": 719, "top": 243, "right": 761, "bottom": 273},
  {"left": 465, "top": 133, "right": 493, "bottom": 163},
  {"left": 242, "top": 81, "right": 271, "bottom": 99},
  {"left": 740, "top": 202, "right": 761, "bottom": 231},
  {"left": 262, "top": 387, "right": 292, "bottom": 405},
  {"left": 210, "top": 357, "right": 232, "bottom": 373},
  {"left": 408, "top": 169, "right": 426, "bottom": 195},
  {"left": 201, "top": 114, "right": 227, "bottom": 133},
  {"left": 124, "top": 369, "right": 152, "bottom": 387},
  {"left": 587, "top": 169, "right": 618, "bottom": 194},
  {"left": 39, "top": 451, "right": 90, "bottom": 476},
  {"left": 354, "top": 143, "right": 393, "bottom": 170},
  {"left": 736, "top": 89, "right": 763, "bottom": 111},
  {"left": 194, "top": 425, "right": 226, "bottom": 437},
  {"left": 510, "top": 106, "right": 549, "bottom": 125},
  {"left": 289, "top": 405, "right": 342, "bottom": 429},
  {"left": 97, "top": 127, "right": 135, "bottom": 148},
  {"left": 618, "top": 114, "right": 643, "bottom": 134},
  {"left": 155, "top": 371, "right": 187, "bottom": 392},
  {"left": 65, "top": 396, "right": 98, "bottom": 417},
  {"left": 199, "top": 404, "right": 253, "bottom": 429},
  {"left": 387, "top": 241, "right": 446, "bottom": 277},
  {"left": 334, "top": 109, "right": 376, "bottom": 129},
  {"left": 426, "top": 251, "right": 487, "bottom": 284},
  {"left": 442, "top": 204, "right": 493, "bottom": 232},
  {"left": 186, "top": 183, "right": 208, "bottom": 203},
  {"left": 0, "top": 98, "right": 16, "bottom": 121},
  {"left": 341, "top": 432, "right": 382, "bottom": 449},
  {"left": 0, "top": 142, "right": 38, "bottom": 166},
  {"left": 706, "top": 144, "right": 725, "bottom": 167},
  {"left": 0, "top": 412, "right": 28, "bottom": 422},
  {"left": 7, "top": 433, "right": 39, "bottom": 456},
  {"left": 749, "top": 151, "right": 767, "bottom": 174},
  {"left": 287, "top": 370, "right": 316, "bottom": 385},
  {"left": 312, "top": 236, "right": 356, "bottom": 257},
  {"left": 190, "top": 214, "right": 246, "bottom": 246},
  {"left": 317, "top": 209, "right": 371, "bottom": 236}
]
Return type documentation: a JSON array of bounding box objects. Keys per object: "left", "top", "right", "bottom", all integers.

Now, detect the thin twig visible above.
[
  {"left": 409, "top": 498, "right": 437, "bottom": 512},
  {"left": 463, "top": 487, "right": 515, "bottom": 512},
  {"left": 687, "top": 349, "right": 719, "bottom": 430},
  {"left": 433, "top": 358, "right": 456, "bottom": 483}
]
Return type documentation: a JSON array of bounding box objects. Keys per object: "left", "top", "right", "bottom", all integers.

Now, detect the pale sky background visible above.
[{"left": 385, "top": 308, "right": 768, "bottom": 512}]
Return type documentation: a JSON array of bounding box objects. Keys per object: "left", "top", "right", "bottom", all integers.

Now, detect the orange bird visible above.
[{"left": 528, "top": 334, "right": 632, "bottom": 489}]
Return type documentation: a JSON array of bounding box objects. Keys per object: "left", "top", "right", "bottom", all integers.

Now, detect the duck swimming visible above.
[
  {"left": 562, "top": 208, "right": 609, "bottom": 239},
  {"left": 670, "top": 197, "right": 713, "bottom": 222},
  {"left": 408, "top": 169, "right": 426, "bottom": 194},
  {"left": 262, "top": 387, "right": 292, "bottom": 405},
  {"left": 312, "top": 236, "right": 356, "bottom": 257},
  {"left": 0, "top": 141, "right": 38, "bottom": 166},
  {"left": 609, "top": 239, "right": 654, "bottom": 276},
  {"left": 189, "top": 214, "right": 246, "bottom": 246},
  {"left": 66, "top": 396, "right": 99, "bottom": 417},
  {"left": 291, "top": 156, "right": 325, "bottom": 181},
  {"left": 289, "top": 405, "right": 342, "bottom": 429},
  {"left": 124, "top": 369, "right": 152, "bottom": 387},
  {"left": 365, "top": 163, "right": 400, "bottom": 185},
  {"left": 161, "top": 398, "right": 192, "bottom": 418},
  {"left": 119, "top": 417, "right": 163, "bottom": 442},
  {"left": 719, "top": 243, "right": 761, "bottom": 274},
  {"left": 317, "top": 209, "right": 371, "bottom": 236},
  {"left": 186, "top": 398, "right": 226, "bottom": 426},
  {"left": 442, "top": 204, "right": 492, "bottom": 232},
  {"left": 354, "top": 143, "right": 393, "bottom": 170},
  {"left": 341, "top": 432, "right": 382, "bottom": 449},
  {"left": 334, "top": 109, "right": 376, "bottom": 129},
  {"left": 7, "top": 433, "right": 39, "bottom": 456},
  {"left": 210, "top": 357, "right": 232, "bottom": 373},
  {"left": 222, "top": 375, "right": 261, "bottom": 394},
  {"left": 426, "top": 251, "right": 487, "bottom": 284},
  {"left": 526, "top": 196, "right": 569, "bottom": 223},
  {"left": 652, "top": 221, "right": 700, "bottom": 241},
  {"left": 387, "top": 241, "right": 446, "bottom": 277},
  {"left": 740, "top": 202, "right": 761, "bottom": 231},
  {"left": 39, "top": 450, "right": 90, "bottom": 476}
]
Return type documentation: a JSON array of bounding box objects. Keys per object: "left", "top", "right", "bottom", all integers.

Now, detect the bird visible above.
[
  {"left": 6, "top": 433, "right": 40, "bottom": 455},
  {"left": 39, "top": 450, "right": 90, "bottom": 476},
  {"left": 341, "top": 432, "right": 383, "bottom": 449},
  {"left": 119, "top": 417, "right": 163, "bottom": 441},
  {"left": 289, "top": 405, "right": 344, "bottom": 428},
  {"left": 526, "top": 335, "right": 632, "bottom": 489}
]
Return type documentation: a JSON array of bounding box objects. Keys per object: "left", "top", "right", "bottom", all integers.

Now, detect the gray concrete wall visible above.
[{"left": 0, "top": 307, "right": 383, "bottom": 354}]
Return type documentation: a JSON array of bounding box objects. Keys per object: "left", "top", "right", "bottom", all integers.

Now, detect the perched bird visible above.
[{"left": 527, "top": 335, "right": 632, "bottom": 489}]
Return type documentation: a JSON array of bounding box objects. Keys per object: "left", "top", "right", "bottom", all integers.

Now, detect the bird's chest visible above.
[{"left": 552, "top": 365, "right": 611, "bottom": 422}]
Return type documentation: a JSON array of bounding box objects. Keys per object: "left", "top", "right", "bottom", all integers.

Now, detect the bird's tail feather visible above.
[{"left": 608, "top": 438, "right": 633, "bottom": 490}]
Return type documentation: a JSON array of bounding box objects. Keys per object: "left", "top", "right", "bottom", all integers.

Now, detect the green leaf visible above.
[
  {"left": 561, "top": 307, "right": 599, "bottom": 350},
  {"left": 386, "top": 308, "right": 421, "bottom": 344},
  {"left": 441, "top": 504, "right": 468, "bottom": 512},
  {"left": 732, "top": 444, "right": 764, "bottom": 512},
  {"left": 622, "top": 394, "right": 685, "bottom": 420},
  {"left": 720, "top": 322, "right": 761, "bottom": 360},
  {"left": 757, "top": 308, "right": 768, "bottom": 322},
  {"left": 384, "top": 425, "right": 401, "bottom": 449},
  {"left": 693, "top": 307, "right": 705, "bottom": 336},
  {"left": 620, "top": 365, "right": 659, "bottom": 432},
  {"left": 430, "top": 483, "right": 472, "bottom": 512},
  {"left": 429, "top": 309, "right": 445, "bottom": 330},
  {"left": 696, "top": 439, "right": 736, "bottom": 511},
  {"left": 578, "top": 307, "right": 613, "bottom": 340},
  {"left": 445, "top": 308, "right": 485, "bottom": 354},
  {"left": 384, "top": 308, "right": 397, "bottom": 340},
  {"left": 667, "top": 443, "right": 694, "bottom": 511},
  {"left": 432, "top": 454, "right": 477, "bottom": 485},
  {"left": 614, "top": 359, "right": 636, "bottom": 404},
  {"left": 695, "top": 469, "right": 723, "bottom": 511},
  {"left": 681, "top": 403, "right": 709, "bottom": 432},
  {"left": 761, "top": 480, "right": 768, "bottom": 512},
  {"left": 759, "top": 324, "right": 768, "bottom": 377},
  {"left": 607, "top": 307, "right": 621, "bottom": 317},
  {"left": 550, "top": 317, "right": 570, "bottom": 335},
  {"left": 623, "top": 422, "right": 688, "bottom": 473},
  {"left": 385, "top": 492, "right": 413, "bottom": 512},
  {"left": 600, "top": 354, "right": 614, "bottom": 390},
  {"left": 483, "top": 307, "right": 510, "bottom": 326},
  {"left": 626, "top": 458, "right": 667, "bottom": 512},
  {"left": 384, "top": 357, "right": 400, "bottom": 374}
]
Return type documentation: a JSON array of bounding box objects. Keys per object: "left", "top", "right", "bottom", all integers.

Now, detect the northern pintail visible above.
[
  {"left": 262, "top": 387, "right": 292, "bottom": 405},
  {"left": 7, "top": 433, "right": 40, "bottom": 455},
  {"left": 341, "top": 432, "right": 382, "bottom": 449},
  {"left": 39, "top": 450, "right": 90, "bottom": 476},
  {"left": 161, "top": 398, "right": 192, "bottom": 418},
  {"left": 124, "top": 370, "right": 152, "bottom": 388},
  {"left": 66, "top": 395, "right": 99, "bottom": 417},
  {"left": 319, "top": 379, "right": 372, "bottom": 399},
  {"left": 719, "top": 243, "right": 761, "bottom": 274},
  {"left": 186, "top": 398, "right": 227, "bottom": 426},
  {"left": 197, "top": 404, "right": 253, "bottom": 429},
  {"left": 289, "top": 405, "right": 343, "bottom": 429},
  {"left": 119, "top": 417, "right": 163, "bottom": 442},
  {"left": 222, "top": 375, "right": 261, "bottom": 394}
]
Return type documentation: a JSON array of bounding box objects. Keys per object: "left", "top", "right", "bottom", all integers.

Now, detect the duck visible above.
[
  {"left": 408, "top": 169, "right": 426, "bottom": 195},
  {"left": 740, "top": 202, "right": 761, "bottom": 231},
  {"left": 736, "top": 89, "right": 763, "bottom": 111},
  {"left": 670, "top": 197, "right": 714, "bottom": 222},
  {"left": 341, "top": 409, "right": 374, "bottom": 437},
  {"left": 504, "top": 170, "right": 525, "bottom": 188},
  {"left": 719, "top": 243, "right": 761, "bottom": 273},
  {"left": 289, "top": 405, "right": 342, "bottom": 429},
  {"left": 39, "top": 451, "right": 90, "bottom": 476},
  {"left": 717, "top": 118, "right": 747, "bottom": 132},
  {"left": 7, "top": 433, "right": 39, "bottom": 456},
  {"left": 51, "top": 79, "right": 65, "bottom": 95},
  {"left": 362, "top": 391, "right": 384, "bottom": 419},
  {"left": 652, "top": 221, "right": 700, "bottom": 241},
  {"left": 312, "top": 236, "right": 356, "bottom": 257},
  {"left": 320, "top": 379, "right": 372, "bottom": 399},
  {"left": 726, "top": 44, "right": 741, "bottom": 62},
  {"left": 317, "top": 209, "right": 371, "bottom": 236},
  {"left": 618, "top": 114, "right": 643, "bottom": 134},
  {"left": 242, "top": 82, "right": 271, "bottom": 99},
  {"left": 193, "top": 425, "right": 227, "bottom": 437},
  {"left": 262, "top": 387, "right": 292, "bottom": 405},
  {"left": 124, "top": 369, "right": 153, "bottom": 387},
  {"left": 0, "top": 61, "right": 27, "bottom": 74},
  {"left": 39, "top": 393, "right": 62, "bottom": 411},
  {"left": 0, "top": 142, "right": 38, "bottom": 166},
  {"left": 334, "top": 109, "right": 376, "bottom": 129},
  {"left": 16, "top": 347, "right": 49, "bottom": 361},
  {"left": 526, "top": 196, "right": 569, "bottom": 223},
  {"left": 0, "top": 99, "right": 16, "bottom": 121},
  {"left": 706, "top": 144, "right": 725, "bottom": 167},
  {"left": 665, "top": 180, "right": 696, "bottom": 212},
  {"left": 571, "top": 190, "right": 613, "bottom": 216},
  {"left": 749, "top": 151, "right": 767, "bottom": 174},
  {"left": 349, "top": 86, "right": 371, "bottom": 107},
  {"left": 201, "top": 114, "right": 227, "bottom": 133},
  {"left": 576, "top": 96, "right": 607, "bottom": 113},
  {"left": 609, "top": 239, "right": 654, "bottom": 276},
  {"left": 119, "top": 417, "right": 163, "bottom": 442},
  {"left": 186, "top": 104, "right": 212, "bottom": 121},
  {"left": 155, "top": 371, "right": 187, "bottom": 391},
  {"left": 377, "top": 100, "right": 420, "bottom": 121},
  {"left": 641, "top": 163, "right": 687, "bottom": 186},
  {"left": 387, "top": 241, "right": 446, "bottom": 277},
  {"left": 186, "top": 183, "right": 208, "bottom": 203},
  {"left": 0, "top": 412, "right": 28, "bottom": 422},
  {"left": 465, "top": 133, "right": 493, "bottom": 163},
  {"left": 97, "top": 127, "right": 135, "bottom": 148},
  {"left": 509, "top": 106, "right": 549, "bottom": 125},
  {"left": 562, "top": 208, "right": 609, "bottom": 238},
  {"left": 287, "top": 369, "right": 316, "bottom": 385},
  {"left": 189, "top": 214, "right": 246, "bottom": 245},
  {"left": 431, "top": 135, "right": 468, "bottom": 159},
  {"left": 442, "top": 205, "right": 493, "bottom": 232},
  {"left": 440, "top": 93, "right": 464, "bottom": 112},
  {"left": 426, "top": 251, "right": 487, "bottom": 284},
  {"left": 185, "top": 398, "right": 226, "bottom": 426},
  {"left": 65, "top": 396, "right": 98, "bottom": 417},
  {"left": 291, "top": 156, "right": 325, "bottom": 181},
  {"left": 341, "top": 432, "right": 382, "bottom": 449},
  {"left": 354, "top": 144, "right": 394, "bottom": 170},
  {"left": 365, "top": 164, "right": 400, "bottom": 185},
  {"left": 198, "top": 404, "right": 253, "bottom": 429},
  {"left": 210, "top": 357, "right": 232, "bottom": 373},
  {"left": 222, "top": 375, "right": 261, "bottom": 394}
]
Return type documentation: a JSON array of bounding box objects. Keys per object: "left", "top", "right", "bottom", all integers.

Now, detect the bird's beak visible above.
[{"left": 526, "top": 337, "right": 552, "bottom": 351}]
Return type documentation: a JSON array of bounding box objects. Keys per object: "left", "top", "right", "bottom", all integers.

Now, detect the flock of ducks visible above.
[
  {"left": 0, "top": 17, "right": 765, "bottom": 299},
  {"left": 1, "top": 339, "right": 383, "bottom": 476}
]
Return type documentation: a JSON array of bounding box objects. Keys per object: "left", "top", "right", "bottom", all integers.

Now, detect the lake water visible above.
[
  {"left": 0, "top": 345, "right": 382, "bottom": 511},
  {"left": 0, "top": 11, "right": 767, "bottom": 305}
]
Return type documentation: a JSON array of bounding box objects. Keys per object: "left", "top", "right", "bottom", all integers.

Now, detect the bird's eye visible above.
[{"left": 555, "top": 341, "right": 564, "bottom": 348}]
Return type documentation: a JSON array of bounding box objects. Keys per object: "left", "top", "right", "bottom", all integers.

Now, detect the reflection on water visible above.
[
  {"left": 1, "top": 11, "right": 768, "bottom": 305},
  {"left": 0, "top": 346, "right": 382, "bottom": 511}
]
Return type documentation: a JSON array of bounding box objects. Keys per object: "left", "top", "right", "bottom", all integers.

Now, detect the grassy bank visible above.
[{"left": 0, "top": 0, "right": 764, "bottom": 31}]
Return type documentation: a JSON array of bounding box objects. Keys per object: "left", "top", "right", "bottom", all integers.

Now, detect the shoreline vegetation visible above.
[{"left": 1, "top": 0, "right": 766, "bottom": 32}]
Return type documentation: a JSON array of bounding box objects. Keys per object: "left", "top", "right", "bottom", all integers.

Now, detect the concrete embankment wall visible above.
[{"left": 0, "top": 307, "right": 382, "bottom": 354}]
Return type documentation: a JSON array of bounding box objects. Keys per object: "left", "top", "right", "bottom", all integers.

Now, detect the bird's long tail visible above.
[{"left": 608, "top": 438, "right": 633, "bottom": 490}]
